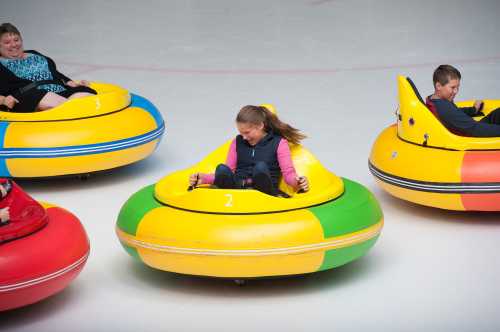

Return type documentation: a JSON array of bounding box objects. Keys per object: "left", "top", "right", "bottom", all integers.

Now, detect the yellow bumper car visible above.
[
  {"left": 117, "top": 131, "right": 383, "bottom": 279},
  {"left": 370, "top": 76, "right": 500, "bottom": 211},
  {"left": 0, "top": 83, "right": 164, "bottom": 178}
]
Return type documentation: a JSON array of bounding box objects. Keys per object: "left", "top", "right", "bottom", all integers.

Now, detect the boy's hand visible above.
[
  {"left": 296, "top": 176, "right": 309, "bottom": 192},
  {"left": 474, "top": 100, "right": 484, "bottom": 112}
]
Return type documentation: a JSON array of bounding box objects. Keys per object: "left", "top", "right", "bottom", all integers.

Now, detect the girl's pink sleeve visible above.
[
  {"left": 200, "top": 139, "right": 237, "bottom": 185},
  {"left": 225, "top": 139, "right": 237, "bottom": 172},
  {"left": 200, "top": 173, "right": 215, "bottom": 184},
  {"left": 277, "top": 139, "right": 298, "bottom": 188}
]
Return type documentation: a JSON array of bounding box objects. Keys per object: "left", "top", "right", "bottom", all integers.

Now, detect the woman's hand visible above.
[
  {"left": 1, "top": 95, "right": 19, "bottom": 109},
  {"left": 66, "top": 80, "right": 90, "bottom": 88},
  {"left": 296, "top": 176, "right": 309, "bottom": 192},
  {"left": 66, "top": 80, "right": 78, "bottom": 88}
]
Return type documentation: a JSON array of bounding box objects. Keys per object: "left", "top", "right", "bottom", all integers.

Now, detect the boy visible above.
[{"left": 426, "top": 64, "right": 500, "bottom": 137}]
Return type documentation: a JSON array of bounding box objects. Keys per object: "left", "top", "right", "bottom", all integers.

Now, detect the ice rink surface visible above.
[{"left": 1, "top": 0, "right": 500, "bottom": 331}]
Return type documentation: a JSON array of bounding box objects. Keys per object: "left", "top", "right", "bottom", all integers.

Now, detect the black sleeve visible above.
[
  {"left": 435, "top": 100, "right": 500, "bottom": 137},
  {"left": 0, "top": 70, "right": 10, "bottom": 95},
  {"left": 54, "top": 68, "right": 71, "bottom": 83},
  {"left": 459, "top": 106, "right": 478, "bottom": 116},
  {"left": 49, "top": 57, "right": 71, "bottom": 83},
  {"left": 0, "top": 65, "right": 26, "bottom": 96}
]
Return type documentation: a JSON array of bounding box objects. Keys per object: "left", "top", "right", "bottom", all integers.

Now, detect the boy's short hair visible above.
[{"left": 433, "top": 64, "right": 461, "bottom": 87}]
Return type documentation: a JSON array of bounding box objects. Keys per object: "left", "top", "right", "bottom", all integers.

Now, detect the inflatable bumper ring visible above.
[
  {"left": 0, "top": 82, "right": 164, "bottom": 178},
  {"left": 0, "top": 180, "right": 89, "bottom": 311},
  {"left": 370, "top": 76, "right": 500, "bottom": 211},
  {"left": 117, "top": 136, "right": 383, "bottom": 279}
]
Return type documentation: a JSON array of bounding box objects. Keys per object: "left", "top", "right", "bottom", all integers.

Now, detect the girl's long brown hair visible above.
[{"left": 236, "top": 105, "right": 306, "bottom": 145}]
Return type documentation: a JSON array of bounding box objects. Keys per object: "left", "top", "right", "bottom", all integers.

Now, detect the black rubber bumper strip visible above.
[{"left": 369, "top": 161, "right": 500, "bottom": 194}]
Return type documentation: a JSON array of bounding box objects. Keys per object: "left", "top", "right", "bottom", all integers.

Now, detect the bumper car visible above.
[
  {"left": 0, "top": 83, "right": 164, "bottom": 178},
  {"left": 117, "top": 119, "right": 383, "bottom": 279},
  {"left": 370, "top": 76, "right": 500, "bottom": 211},
  {"left": 0, "top": 179, "right": 89, "bottom": 311}
]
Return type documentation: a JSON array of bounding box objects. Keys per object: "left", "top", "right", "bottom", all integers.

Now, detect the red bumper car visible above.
[{"left": 0, "top": 180, "right": 89, "bottom": 311}]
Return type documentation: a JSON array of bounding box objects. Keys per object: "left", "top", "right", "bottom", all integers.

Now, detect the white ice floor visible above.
[{"left": 2, "top": 1, "right": 500, "bottom": 331}]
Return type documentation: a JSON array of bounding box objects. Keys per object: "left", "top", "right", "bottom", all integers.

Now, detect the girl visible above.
[{"left": 189, "top": 105, "right": 309, "bottom": 196}]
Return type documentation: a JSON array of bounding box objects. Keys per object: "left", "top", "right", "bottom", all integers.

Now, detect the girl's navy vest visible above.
[{"left": 235, "top": 132, "right": 282, "bottom": 187}]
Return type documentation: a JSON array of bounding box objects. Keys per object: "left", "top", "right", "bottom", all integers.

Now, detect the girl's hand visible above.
[
  {"left": 189, "top": 173, "right": 203, "bottom": 186},
  {"left": 296, "top": 176, "right": 309, "bottom": 192},
  {"left": 79, "top": 80, "right": 91, "bottom": 87}
]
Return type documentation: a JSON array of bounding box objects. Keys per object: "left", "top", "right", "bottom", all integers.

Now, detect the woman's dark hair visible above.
[
  {"left": 433, "top": 64, "right": 461, "bottom": 87},
  {"left": 236, "top": 105, "right": 306, "bottom": 145},
  {"left": 0, "top": 23, "right": 21, "bottom": 38}
]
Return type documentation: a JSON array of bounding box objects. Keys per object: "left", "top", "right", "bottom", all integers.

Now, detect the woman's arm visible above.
[
  {"left": 0, "top": 66, "right": 16, "bottom": 95},
  {"left": 41, "top": 52, "right": 88, "bottom": 86}
]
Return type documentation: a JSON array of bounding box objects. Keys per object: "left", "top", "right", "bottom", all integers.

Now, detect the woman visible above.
[{"left": 0, "top": 23, "right": 96, "bottom": 112}]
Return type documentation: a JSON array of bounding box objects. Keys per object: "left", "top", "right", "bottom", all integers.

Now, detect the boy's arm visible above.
[
  {"left": 437, "top": 100, "right": 500, "bottom": 137},
  {"left": 459, "top": 100, "right": 484, "bottom": 116},
  {"left": 459, "top": 106, "right": 478, "bottom": 116}
]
